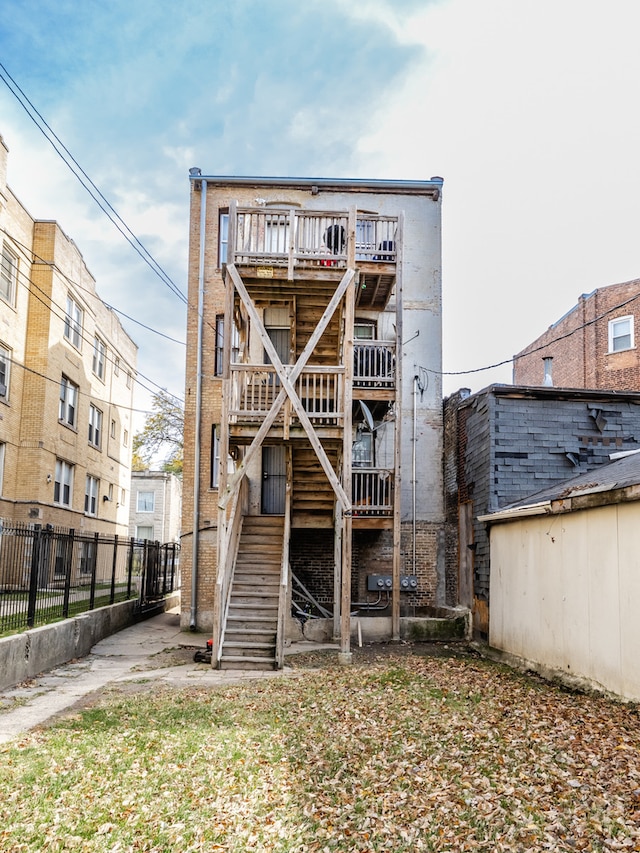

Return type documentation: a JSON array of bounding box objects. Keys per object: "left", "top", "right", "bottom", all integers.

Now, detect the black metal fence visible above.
[{"left": 0, "top": 521, "right": 180, "bottom": 636}]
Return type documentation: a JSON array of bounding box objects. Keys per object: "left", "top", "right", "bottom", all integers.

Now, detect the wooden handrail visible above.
[{"left": 211, "top": 474, "right": 247, "bottom": 665}]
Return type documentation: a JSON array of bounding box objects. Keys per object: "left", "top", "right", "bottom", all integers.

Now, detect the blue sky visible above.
[{"left": 2, "top": 0, "right": 640, "bottom": 428}]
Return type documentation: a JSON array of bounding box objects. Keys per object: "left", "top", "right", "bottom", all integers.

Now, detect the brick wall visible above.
[{"left": 514, "top": 279, "right": 640, "bottom": 391}]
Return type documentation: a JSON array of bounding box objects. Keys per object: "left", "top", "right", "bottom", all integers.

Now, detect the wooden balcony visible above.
[
  {"left": 229, "top": 205, "right": 398, "bottom": 310},
  {"left": 352, "top": 468, "right": 394, "bottom": 529},
  {"left": 353, "top": 341, "right": 395, "bottom": 400},
  {"left": 229, "top": 364, "right": 344, "bottom": 431}
]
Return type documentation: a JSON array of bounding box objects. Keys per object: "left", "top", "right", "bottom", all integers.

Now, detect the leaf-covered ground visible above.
[{"left": 1, "top": 645, "right": 639, "bottom": 852}]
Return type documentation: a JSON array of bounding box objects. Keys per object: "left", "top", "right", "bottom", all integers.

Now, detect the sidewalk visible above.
[{"left": 0, "top": 609, "right": 329, "bottom": 744}]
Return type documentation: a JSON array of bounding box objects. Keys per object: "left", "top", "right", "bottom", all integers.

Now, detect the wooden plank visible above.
[{"left": 220, "top": 264, "right": 355, "bottom": 510}]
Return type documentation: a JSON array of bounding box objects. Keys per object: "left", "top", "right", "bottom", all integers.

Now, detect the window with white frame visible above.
[
  {"left": 114, "top": 356, "right": 120, "bottom": 376},
  {"left": 126, "top": 370, "right": 132, "bottom": 388},
  {"left": 92, "top": 336, "right": 106, "bottom": 379},
  {"left": 59, "top": 375, "right": 79, "bottom": 427},
  {"left": 219, "top": 210, "right": 229, "bottom": 266},
  {"left": 84, "top": 475, "right": 99, "bottom": 516},
  {"left": 88, "top": 404, "right": 102, "bottom": 448},
  {"left": 210, "top": 424, "right": 234, "bottom": 488},
  {"left": 64, "top": 295, "right": 83, "bottom": 349},
  {"left": 608, "top": 315, "right": 634, "bottom": 353},
  {"left": 0, "top": 244, "right": 17, "bottom": 305},
  {"left": 136, "top": 524, "right": 154, "bottom": 541},
  {"left": 137, "top": 490, "right": 155, "bottom": 512},
  {"left": 0, "top": 345, "right": 10, "bottom": 401},
  {"left": 123, "top": 429, "right": 129, "bottom": 447},
  {"left": 54, "top": 459, "right": 74, "bottom": 506},
  {"left": 110, "top": 418, "right": 116, "bottom": 438}
]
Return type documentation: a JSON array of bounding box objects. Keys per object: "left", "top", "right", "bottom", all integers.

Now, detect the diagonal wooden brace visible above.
[{"left": 219, "top": 264, "right": 355, "bottom": 511}]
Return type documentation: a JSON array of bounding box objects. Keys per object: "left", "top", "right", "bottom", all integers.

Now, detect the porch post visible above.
[{"left": 339, "top": 222, "right": 356, "bottom": 663}]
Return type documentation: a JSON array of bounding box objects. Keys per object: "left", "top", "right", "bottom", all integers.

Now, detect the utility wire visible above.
[
  {"left": 3, "top": 228, "right": 186, "bottom": 348},
  {"left": 5, "top": 250, "right": 185, "bottom": 406},
  {"left": 0, "top": 61, "right": 188, "bottom": 305}
]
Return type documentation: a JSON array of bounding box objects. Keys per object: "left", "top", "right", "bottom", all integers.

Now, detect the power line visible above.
[
  {"left": 0, "top": 61, "right": 188, "bottom": 306},
  {"left": 434, "top": 288, "right": 640, "bottom": 379}
]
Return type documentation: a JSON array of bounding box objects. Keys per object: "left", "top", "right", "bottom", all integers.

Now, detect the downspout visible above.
[
  {"left": 412, "top": 374, "right": 418, "bottom": 575},
  {"left": 190, "top": 178, "right": 207, "bottom": 630}
]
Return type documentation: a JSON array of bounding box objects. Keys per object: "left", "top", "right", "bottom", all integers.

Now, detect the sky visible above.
[{"left": 1, "top": 0, "right": 640, "bottom": 432}]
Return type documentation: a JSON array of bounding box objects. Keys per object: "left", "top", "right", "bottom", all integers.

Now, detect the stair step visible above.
[
  {"left": 222, "top": 642, "right": 275, "bottom": 656},
  {"left": 225, "top": 630, "right": 276, "bottom": 642},
  {"left": 219, "top": 656, "right": 276, "bottom": 671}
]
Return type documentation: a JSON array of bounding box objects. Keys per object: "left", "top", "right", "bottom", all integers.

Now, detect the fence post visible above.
[
  {"left": 127, "top": 537, "right": 135, "bottom": 599},
  {"left": 110, "top": 534, "right": 118, "bottom": 604},
  {"left": 26, "top": 525, "right": 42, "bottom": 629},
  {"left": 89, "top": 531, "right": 99, "bottom": 610},
  {"left": 162, "top": 543, "right": 169, "bottom": 594},
  {"left": 62, "top": 529, "right": 75, "bottom": 619}
]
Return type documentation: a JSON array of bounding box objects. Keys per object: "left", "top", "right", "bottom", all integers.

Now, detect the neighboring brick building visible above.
[
  {"left": 129, "top": 470, "right": 182, "bottom": 543},
  {"left": 182, "top": 173, "right": 446, "bottom": 663},
  {"left": 444, "top": 384, "right": 640, "bottom": 638},
  {"left": 513, "top": 278, "right": 640, "bottom": 391},
  {"left": 0, "top": 133, "right": 137, "bottom": 534}
]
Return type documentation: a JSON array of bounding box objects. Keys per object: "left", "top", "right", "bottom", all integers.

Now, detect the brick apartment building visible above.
[
  {"left": 181, "top": 173, "right": 446, "bottom": 665},
  {"left": 129, "top": 470, "right": 182, "bottom": 544},
  {"left": 0, "top": 134, "right": 137, "bottom": 535},
  {"left": 513, "top": 278, "right": 640, "bottom": 391}
]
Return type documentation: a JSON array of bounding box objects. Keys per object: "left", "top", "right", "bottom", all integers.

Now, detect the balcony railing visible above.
[
  {"left": 230, "top": 207, "right": 397, "bottom": 271},
  {"left": 352, "top": 468, "right": 394, "bottom": 517},
  {"left": 353, "top": 341, "right": 395, "bottom": 389},
  {"left": 229, "top": 364, "right": 344, "bottom": 425}
]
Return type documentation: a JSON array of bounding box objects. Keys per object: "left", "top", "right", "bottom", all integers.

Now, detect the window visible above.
[
  {"left": 0, "top": 244, "right": 17, "bottom": 305},
  {"left": 54, "top": 459, "right": 74, "bottom": 506},
  {"left": 353, "top": 430, "right": 373, "bottom": 467},
  {"left": 543, "top": 357, "right": 553, "bottom": 387},
  {"left": 92, "top": 336, "right": 106, "bottom": 379},
  {"left": 110, "top": 418, "right": 116, "bottom": 439},
  {"left": 121, "top": 487, "right": 126, "bottom": 505},
  {"left": 0, "top": 441, "right": 4, "bottom": 495},
  {"left": 609, "top": 316, "right": 634, "bottom": 353},
  {"left": 215, "top": 314, "right": 225, "bottom": 376},
  {"left": 126, "top": 370, "right": 132, "bottom": 389},
  {"left": 136, "top": 525, "right": 154, "bottom": 541},
  {"left": 114, "top": 356, "right": 120, "bottom": 376},
  {"left": 123, "top": 429, "right": 129, "bottom": 447},
  {"left": 84, "top": 475, "right": 99, "bottom": 516},
  {"left": 64, "top": 295, "right": 83, "bottom": 349},
  {"left": 137, "top": 490, "right": 155, "bottom": 512},
  {"left": 0, "top": 345, "right": 10, "bottom": 400},
  {"left": 219, "top": 210, "right": 229, "bottom": 266},
  {"left": 88, "top": 404, "right": 102, "bottom": 448},
  {"left": 59, "top": 375, "right": 79, "bottom": 427},
  {"left": 210, "top": 424, "right": 234, "bottom": 488},
  {"left": 354, "top": 322, "right": 376, "bottom": 340}
]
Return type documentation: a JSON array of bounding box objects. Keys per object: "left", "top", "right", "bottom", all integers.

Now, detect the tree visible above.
[{"left": 133, "top": 390, "right": 184, "bottom": 474}]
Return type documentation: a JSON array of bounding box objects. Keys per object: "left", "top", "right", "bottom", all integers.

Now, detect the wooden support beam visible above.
[{"left": 220, "top": 264, "right": 355, "bottom": 512}]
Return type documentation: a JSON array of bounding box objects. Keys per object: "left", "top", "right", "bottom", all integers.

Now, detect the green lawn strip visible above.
[{"left": 0, "top": 654, "right": 638, "bottom": 852}]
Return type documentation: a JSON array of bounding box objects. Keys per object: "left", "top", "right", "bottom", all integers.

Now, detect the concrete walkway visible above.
[{"left": 0, "top": 609, "right": 332, "bottom": 744}]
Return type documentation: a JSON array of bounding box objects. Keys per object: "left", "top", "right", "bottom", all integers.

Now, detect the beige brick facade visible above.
[
  {"left": 513, "top": 279, "right": 640, "bottom": 391},
  {"left": 0, "top": 134, "right": 137, "bottom": 534}
]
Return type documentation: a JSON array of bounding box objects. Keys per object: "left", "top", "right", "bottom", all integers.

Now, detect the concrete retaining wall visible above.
[
  {"left": 0, "top": 593, "right": 180, "bottom": 692},
  {"left": 296, "top": 608, "right": 471, "bottom": 644}
]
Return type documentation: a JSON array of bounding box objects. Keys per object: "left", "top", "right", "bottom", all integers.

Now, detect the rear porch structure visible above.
[{"left": 181, "top": 175, "right": 445, "bottom": 667}]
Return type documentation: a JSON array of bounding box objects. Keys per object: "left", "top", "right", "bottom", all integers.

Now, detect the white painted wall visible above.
[{"left": 489, "top": 501, "right": 640, "bottom": 702}]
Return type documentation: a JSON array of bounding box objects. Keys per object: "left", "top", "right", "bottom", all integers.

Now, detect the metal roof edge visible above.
[{"left": 188, "top": 174, "right": 444, "bottom": 194}]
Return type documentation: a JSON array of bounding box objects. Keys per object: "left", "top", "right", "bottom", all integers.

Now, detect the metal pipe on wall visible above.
[{"left": 190, "top": 178, "right": 207, "bottom": 630}]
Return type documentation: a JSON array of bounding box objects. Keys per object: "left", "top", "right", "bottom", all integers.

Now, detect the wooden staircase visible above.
[
  {"left": 292, "top": 444, "right": 338, "bottom": 525},
  {"left": 219, "top": 515, "right": 284, "bottom": 670}
]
